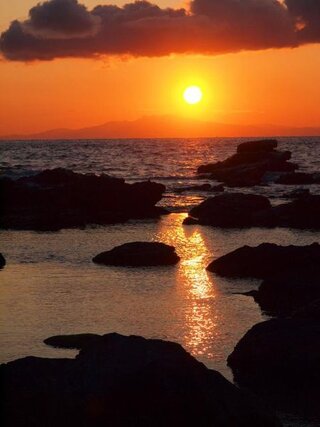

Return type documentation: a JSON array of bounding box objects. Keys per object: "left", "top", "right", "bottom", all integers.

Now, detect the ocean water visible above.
[{"left": 1, "top": 138, "right": 320, "bottom": 426}]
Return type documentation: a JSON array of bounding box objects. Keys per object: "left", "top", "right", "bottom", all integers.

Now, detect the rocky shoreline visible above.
[{"left": 1, "top": 138, "right": 320, "bottom": 426}]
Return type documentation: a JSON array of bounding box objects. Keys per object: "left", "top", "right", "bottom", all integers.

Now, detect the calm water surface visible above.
[{"left": 1, "top": 138, "right": 320, "bottom": 426}]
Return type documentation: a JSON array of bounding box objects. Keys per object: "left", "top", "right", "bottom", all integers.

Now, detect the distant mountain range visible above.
[{"left": 2, "top": 115, "right": 320, "bottom": 139}]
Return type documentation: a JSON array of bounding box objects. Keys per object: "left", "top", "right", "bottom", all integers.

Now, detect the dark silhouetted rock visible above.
[
  {"left": 208, "top": 243, "right": 320, "bottom": 278},
  {"left": 227, "top": 319, "right": 320, "bottom": 416},
  {"left": 176, "top": 183, "right": 212, "bottom": 193},
  {"left": 0, "top": 168, "right": 166, "bottom": 231},
  {"left": 254, "top": 195, "right": 320, "bottom": 229},
  {"left": 292, "top": 299, "right": 320, "bottom": 321},
  {"left": 1, "top": 333, "right": 282, "bottom": 427},
  {"left": 251, "top": 268, "right": 320, "bottom": 317},
  {"left": 197, "top": 140, "right": 298, "bottom": 187},
  {"left": 0, "top": 253, "right": 6, "bottom": 269},
  {"left": 93, "top": 242, "right": 180, "bottom": 266},
  {"left": 184, "top": 193, "right": 271, "bottom": 227},
  {"left": 237, "top": 139, "right": 278, "bottom": 153},
  {"left": 283, "top": 188, "right": 310, "bottom": 199},
  {"left": 44, "top": 334, "right": 101, "bottom": 349},
  {"left": 277, "top": 172, "right": 320, "bottom": 185},
  {"left": 211, "top": 184, "right": 225, "bottom": 192}
]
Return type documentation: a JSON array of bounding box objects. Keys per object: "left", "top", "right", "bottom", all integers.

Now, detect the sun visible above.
[{"left": 183, "top": 85, "right": 203, "bottom": 105}]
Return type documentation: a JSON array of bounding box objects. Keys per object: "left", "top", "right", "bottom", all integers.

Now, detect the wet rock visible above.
[
  {"left": 292, "top": 299, "right": 320, "bottom": 320},
  {"left": 227, "top": 319, "right": 320, "bottom": 416},
  {"left": 93, "top": 242, "right": 180, "bottom": 266},
  {"left": 283, "top": 188, "right": 310, "bottom": 199},
  {"left": 44, "top": 334, "right": 101, "bottom": 349},
  {"left": 277, "top": 172, "right": 320, "bottom": 185},
  {"left": 183, "top": 193, "right": 271, "bottom": 227},
  {"left": 1, "top": 333, "right": 282, "bottom": 427},
  {"left": 0, "top": 253, "right": 6, "bottom": 269},
  {"left": 237, "top": 139, "right": 278, "bottom": 153},
  {"left": 211, "top": 184, "right": 225, "bottom": 192},
  {"left": 0, "top": 168, "right": 166, "bottom": 231},
  {"left": 207, "top": 243, "right": 320, "bottom": 278},
  {"left": 197, "top": 140, "right": 297, "bottom": 187},
  {"left": 254, "top": 195, "right": 320, "bottom": 229},
  {"left": 251, "top": 268, "right": 320, "bottom": 317},
  {"left": 176, "top": 183, "right": 212, "bottom": 193}
]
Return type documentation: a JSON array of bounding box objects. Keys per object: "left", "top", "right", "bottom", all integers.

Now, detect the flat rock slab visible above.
[
  {"left": 207, "top": 243, "right": 320, "bottom": 278},
  {"left": 1, "top": 332, "right": 282, "bottom": 427},
  {"left": 93, "top": 241, "right": 180, "bottom": 266}
]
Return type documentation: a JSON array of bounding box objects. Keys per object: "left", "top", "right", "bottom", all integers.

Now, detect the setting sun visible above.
[{"left": 183, "top": 86, "right": 203, "bottom": 105}]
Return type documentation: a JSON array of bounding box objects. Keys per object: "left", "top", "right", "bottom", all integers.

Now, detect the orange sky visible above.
[{"left": 0, "top": 0, "right": 320, "bottom": 136}]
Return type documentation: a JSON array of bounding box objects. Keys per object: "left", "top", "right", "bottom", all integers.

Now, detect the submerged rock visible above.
[
  {"left": 93, "top": 242, "right": 180, "bottom": 266},
  {"left": 207, "top": 243, "right": 320, "bottom": 278},
  {"left": 197, "top": 139, "right": 297, "bottom": 187},
  {"left": 183, "top": 193, "right": 271, "bottom": 227},
  {"left": 1, "top": 333, "right": 282, "bottom": 427},
  {"left": 227, "top": 319, "right": 320, "bottom": 416},
  {"left": 0, "top": 168, "right": 166, "bottom": 231},
  {"left": 0, "top": 253, "right": 6, "bottom": 269}
]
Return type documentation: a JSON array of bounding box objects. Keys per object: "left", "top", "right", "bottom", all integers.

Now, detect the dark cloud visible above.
[{"left": 0, "top": 0, "right": 319, "bottom": 61}]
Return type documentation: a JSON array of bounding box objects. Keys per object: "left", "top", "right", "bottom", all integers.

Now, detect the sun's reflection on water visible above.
[{"left": 155, "top": 213, "right": 218, "bottom": 359}]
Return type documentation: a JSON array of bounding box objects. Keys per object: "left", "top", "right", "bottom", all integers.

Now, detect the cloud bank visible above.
[{"left": 1, "top": 0, "right": 319, "bottom": 61}]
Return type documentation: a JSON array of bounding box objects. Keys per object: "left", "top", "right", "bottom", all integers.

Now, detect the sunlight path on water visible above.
[{"left": 154, "top": 213, "right": 218, "bottom": 359}]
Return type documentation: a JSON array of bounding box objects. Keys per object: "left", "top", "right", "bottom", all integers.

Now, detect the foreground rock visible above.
[
  {"left": 1, "top": 333, "right": 282, "bottom": 427},
  {"left": 228, "top": 319, "right": 320, "bottom": 416},
  {"left": 93, "top": 242, "right": 180, "bottom": 266},
  {"left": 197, "top": 139, "right": 297, "bottom": 187},
  {"left": 184, "top": 194, "right": 320, "bottom": 229},
  {"left": 184, "top": 193, "right": 271, "bottom": 227},
  {"left": 0, "top": 253, "right": 6, "bottom": 269},
  {"left": 207, "top": 243, "right": 320, "bottom": 278},
  {"left": 0, "top": 168, "right": 166, "bottom": 231}
]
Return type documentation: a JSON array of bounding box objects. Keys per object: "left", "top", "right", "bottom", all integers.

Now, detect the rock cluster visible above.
[
  {"left": 197, "top": 139, "right": 297, "bottom": 187},
  {"left": 0, "top": 168, "right": 166, "bottom": 231},
  {"left": 93, "top": 242, "right": 180, "bottom": 267},
  {"left": 210, "top": 243, "right": 320, "bottom": 417},
  {"left": 183, "top": 193, "right": 320, "bottom": 229},
  {"left": 1, "top": 333, "right": 282, "bottom": 427}
]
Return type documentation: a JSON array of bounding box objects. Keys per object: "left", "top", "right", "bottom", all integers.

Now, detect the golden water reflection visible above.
[{"left": 155, "top": 214, "right": 218, "bottom": 359}]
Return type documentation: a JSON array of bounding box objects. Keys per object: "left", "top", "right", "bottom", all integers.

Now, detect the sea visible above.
[{"left": 1, "top": 137, "right": 320, "bottom": 426}]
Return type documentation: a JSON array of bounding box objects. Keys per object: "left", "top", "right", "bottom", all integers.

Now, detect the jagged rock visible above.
[
  {"left": 93, "top": 242, "right": 180, "bottom": 266},
  {"left": 183, "top": 193, "right": 271, "bottom": 227},
  {"left": 0, "top": 253, "right": 6, "bottom": 269},
  {"left": 197, "top": 140, "right": 298, "bottom": 187},
  {"left": 228, "top": 319, "right": 320, "bottom": 416},
  {"left": 207, "top": 243, "right": 320, "bottom": 278},
  {"left": 1, "top": 333, "right": 282, "bottom": 427},
  {"left": 0, "top": 168, "right": 166, "bottom": 231}
]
